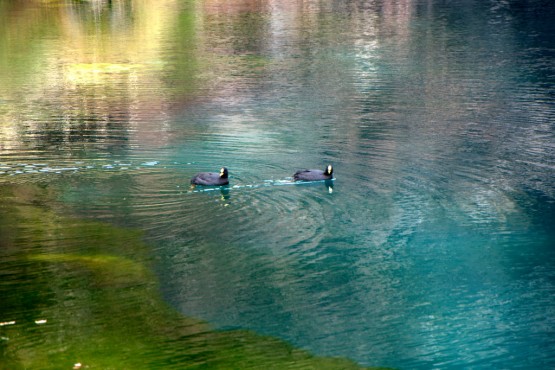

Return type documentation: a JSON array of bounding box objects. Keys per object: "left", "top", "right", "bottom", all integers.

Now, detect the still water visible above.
[{"left": 1, "top": 0, "right": 555, "bottom": 368}]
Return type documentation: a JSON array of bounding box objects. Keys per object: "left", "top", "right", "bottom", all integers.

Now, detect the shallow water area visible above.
[{"left": 1, "top": 0, "right": 555, "bottom": 369}]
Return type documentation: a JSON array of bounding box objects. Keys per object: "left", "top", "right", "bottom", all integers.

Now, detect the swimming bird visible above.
[
  {"left": 190, "top": 167, "right": 229, "bottom": 186},
  {"left": 293, "top": 164, "right": 333, "bottom": 181}
]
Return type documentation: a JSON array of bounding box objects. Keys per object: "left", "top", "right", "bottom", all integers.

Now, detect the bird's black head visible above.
[
  {"left": 220, "top": 167, "right": 229, "bottom": 178},
  {"left": 325, "top": 164, "right": 333, "bottom": 176}
]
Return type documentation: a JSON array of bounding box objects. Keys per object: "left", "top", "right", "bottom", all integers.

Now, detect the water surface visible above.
[{"left": 1, "top": 1, "right": 554, "bottom": 369}]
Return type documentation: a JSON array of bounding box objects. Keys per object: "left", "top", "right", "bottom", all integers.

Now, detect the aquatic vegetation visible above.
[{"left": 0, "top": 184, "right": 379, "bottom": 369}]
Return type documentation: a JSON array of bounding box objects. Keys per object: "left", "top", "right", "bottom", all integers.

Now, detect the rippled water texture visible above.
[{"left": 1, "top": 1, "right": 555, "bottom": 369}]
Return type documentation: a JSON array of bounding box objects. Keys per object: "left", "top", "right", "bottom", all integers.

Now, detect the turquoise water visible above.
[{"left": 1, "top": 1, "right": 555, "bottom": 368}]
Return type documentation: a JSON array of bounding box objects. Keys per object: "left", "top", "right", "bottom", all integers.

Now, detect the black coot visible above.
[
  {"left": 293, "top": 164, "right": 333, "bottom": 181},
  {"left": 190, "top": 167, "right": 229, "bottom": 186}
]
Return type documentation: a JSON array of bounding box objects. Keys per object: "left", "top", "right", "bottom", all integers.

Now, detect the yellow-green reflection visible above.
[
  {"left": 0, "top": 0, "right": 200, "bottom": 152},
  {"left": 0, "top": 0, "right": 282, "bottom": 152},
  {"left": 0, "top": 184, "right": 383, "bottom": 369}
]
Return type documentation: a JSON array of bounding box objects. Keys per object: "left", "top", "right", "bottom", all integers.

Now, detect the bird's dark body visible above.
[
  {"left": 293, "top": 165, "right": 333, "bottom": 181},
  {"left": 190, "top": 168, "right": 229, "bottom": 186}
]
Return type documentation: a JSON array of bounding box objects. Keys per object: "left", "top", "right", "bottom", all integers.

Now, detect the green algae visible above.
[{"left": 0, "top": 184, "right": 384, "bottom": 369}]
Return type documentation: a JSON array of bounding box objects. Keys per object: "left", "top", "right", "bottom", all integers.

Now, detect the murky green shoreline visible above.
[{"left": 0, "top": 184, "right": 383, "bottom": 369}]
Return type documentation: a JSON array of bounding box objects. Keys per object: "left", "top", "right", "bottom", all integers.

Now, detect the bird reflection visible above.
[
  {"left": 325, "top": 179, "right": 334, "bottom": 194},
  {"left": 220, "top": 185, "right": 231, "bottom": 201}
]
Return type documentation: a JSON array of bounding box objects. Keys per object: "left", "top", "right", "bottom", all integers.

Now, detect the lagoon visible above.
[{"left": 1, "top": 1, "right": 555, "bottom": 368}]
